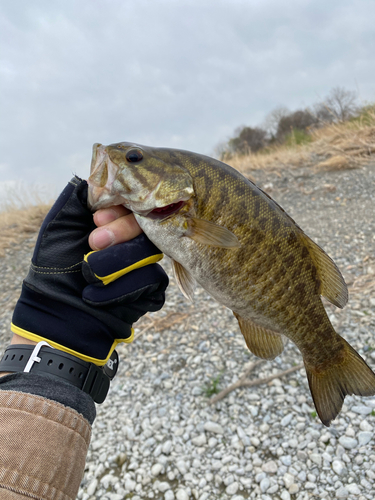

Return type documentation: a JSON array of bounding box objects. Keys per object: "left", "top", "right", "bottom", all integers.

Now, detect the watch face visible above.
[{"left": 103, "top": 350, "right": 119, "bottom": 380}]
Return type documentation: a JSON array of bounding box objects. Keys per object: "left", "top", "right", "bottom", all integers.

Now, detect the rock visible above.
[
  {"left": 280, "top": 455, "right": 292, "bottom": 466},
  {"left": 261, "top": 460, "right": 278, "bottom": 474},
  {"left": 357, "top": 431, "right": 372, "bottom": 446},
  {"left": 151, "top": 463, "right": 164, "bottom": 476},
  {"left": 288, "top": 484, "right": 299, "bottom": 494},
  {"left": 125, "top": 478, "right": 136, "bottom": 491},
  {"left": 165, "top": 491, "right": 175, "bottom": 500},
  {"left": 283, "top": 473, "right": 295, "bottom": 488},
  {"left": 332, "top": 460, "right": 346, "bottom": 475},
  {"left": 176, "top": 489, "right": 190, "bottom": 500},
  {"left": 310, "top": 453, "right": 322, "bottom": 466},
  {"left": 351, "top": 405, "right": 372, "bottom": 415},
  {"left": 338, "top": 436, "right": 358, "bottom": 449},
  {"left": 86, "top": 478, "right": 98, "bottom": 496},
  {"left": 281, "top": 413, "right": 293, "bottom": 426},
  {"left": 346, "top": 483, "right": 361, "bottom": 495},
  {"left": 158, "top": 482, "right": 171, "bottom": 492},
  {"left": 203, "top": 421, "right": 224, "bottom": 434},
  {"left": 260, "top": 477, "right": 270, "bottom": 492},
  {"left": 359, "top": 420, "right": 373, "bottom": 432},
  {"left": 225, "top": 482, "right": 239, "bottom": 495},
  {"left": 162, "top": 440, "right": 172, "bottom": 454},
  {"left": 192, "top": 434, "right": 207, "bottom": 446},
  {"left": 280, "top": 492, "right": 291, "bottom": 500},
  {"left": 176, "top": 460, "right": 189, "bottom": 475},
  {"left": 335, "top": 486, "right": 349, "bottom": 498}
]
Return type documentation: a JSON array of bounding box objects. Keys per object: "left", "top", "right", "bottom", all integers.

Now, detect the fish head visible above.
[{"left": 87, "top": 142, "right": 194, "bottom": 218}]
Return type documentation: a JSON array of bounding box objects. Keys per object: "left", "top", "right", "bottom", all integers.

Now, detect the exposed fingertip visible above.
[{"left": 90, "top": 228, "right": 116, "bottom": 250}]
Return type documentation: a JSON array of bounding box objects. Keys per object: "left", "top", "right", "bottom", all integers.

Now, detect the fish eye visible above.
[{"left": 126, "top": 149, "right": 143, "bottom": 163}]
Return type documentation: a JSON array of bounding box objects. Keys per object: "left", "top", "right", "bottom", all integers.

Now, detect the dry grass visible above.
[
  {"left": 226, "top": 109, "right": 375, "bottom": 175},
  {"left": 0, "top": 204, "right": 51, "bottom": 257}
]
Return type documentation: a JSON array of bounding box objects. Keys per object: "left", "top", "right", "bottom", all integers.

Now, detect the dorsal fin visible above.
[
  {"left": 234, "top": 313, "right": 286, "bottom": 360},
  {"left": 300, "top": 233, "right": 348, "bottom": 308}
]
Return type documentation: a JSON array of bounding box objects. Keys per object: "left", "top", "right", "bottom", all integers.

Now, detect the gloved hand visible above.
[{"left": 11, "top": 176, "right": 169, "bottom": 366}]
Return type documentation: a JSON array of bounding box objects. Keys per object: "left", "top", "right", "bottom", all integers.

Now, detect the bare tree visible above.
[
  {"left": 262, "top": 106, "right": 290, "bottom": 137},
  {"left": 323, "top": 87, "right": 359, "bottom": 122},
  {"left": 276, "top": 109, "right": 318, "bottom": 141},
  {"left": 228, "top": 126, "right": 267, "bottom": 155}
]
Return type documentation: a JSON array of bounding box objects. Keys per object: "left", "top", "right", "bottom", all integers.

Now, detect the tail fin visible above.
[{"left": 305, "top": 340, "right": 375, "bottom": 426}]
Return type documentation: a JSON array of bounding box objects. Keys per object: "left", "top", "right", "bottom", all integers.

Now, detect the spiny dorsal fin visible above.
[
  {"left": 172, "top": 259, "right": 196, "bottom": 301},
  {"left": 300, "top": 233, "right": 348, "bottom": 308},
  {"left": 305, "top": 339, "right": 375, "bottom": 426},
  {"left": 234, "top": 313, "right": 286, "bottom": 360},
  {"left": 186, "top": 218, "right": 240, "bottom": 248}
]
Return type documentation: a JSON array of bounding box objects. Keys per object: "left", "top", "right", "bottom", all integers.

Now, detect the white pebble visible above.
[
  {"left": 204, "top": 421, "right": 224, "bottom": 434},
  {"left": 335, "top": 486, "right": 349, "bottom": 498},
  {"left": 151, "top": 463, "right": 163, "bottom": 476},
  {"left": 280, "top": 492, "right": 291, "bottom": 500},
  {"left": 158, "top": 482, "right": 171, "bottom": 492},
  {"left": 125, "top": 478, "right": 136, "bottom": 491},
  {"left": 165, "top": 491, "right": 175, "bottom": 500},
  {"left": 359, "top": 420, "right": 373, "bottom": 432},
  {"left": 176, "top": 489, "right": 190, "bottom": 500},
  {"left": 262, "top": 460, "right": 278, "bottom": 474},
  {"left": 192, "top": 434, "right": 207, "bottom": 446},
  {"left": 310, "top": 453, "right": 322, "bottom": 466},
  {"left": 281, "top": 413, "right": 293, "bottom": 426},
  {"left": 351, "top": 405, "right": 372, "bottom": 415},
  {"left": 225, "top": 482, "right": 239, "bottom": 495},
  {"left": 283, "top": 473, "right": 295, "bottom": 488},
  {"left": 332, "top": 460, "right": 346, "bottom": 475},
  {"left": 346, "top": 483, "right": 361, "bottom": 495},
  {"left": 162, "top": 440, "right": 173, "bottom": 454},
  {"left": 260, "top": 477, "right": 270, "bottom": 492},
  {"left": 357, "top": 431, "right": 372, "bottom": 446},
  {"left": 338, "top": 436, "right": 358, "bottom": 449},
  {"left": 288, "top": 484, "right": 299, "bottom": 494},
  {"left": 86, "top": 479, "right": 98, "bottom": 496}
]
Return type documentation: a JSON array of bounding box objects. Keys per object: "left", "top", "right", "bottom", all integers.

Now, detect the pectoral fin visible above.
[
  {"left": 300, "top": 233, "right": 348, "bottom": 308},
  {"left": 172, "top": 259, "right": 196, "bottom": 301},
  {"left": 234, "top": 313, "right": 286, "bottom": 360},
  {"left": 186, "top": 218, "right": 240, "bottom": 248}
]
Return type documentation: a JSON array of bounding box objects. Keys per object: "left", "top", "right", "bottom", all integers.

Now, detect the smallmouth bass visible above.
[{"left": 87, "top": 141, "right": 375, "bottom": 426}]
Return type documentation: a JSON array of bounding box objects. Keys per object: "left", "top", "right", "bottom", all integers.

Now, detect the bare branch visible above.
[{"left": 208, "top": 362, "right": 304, "bottom": 405}]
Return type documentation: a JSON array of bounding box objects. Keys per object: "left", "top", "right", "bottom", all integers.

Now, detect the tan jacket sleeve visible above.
[{"left": 0, "top": 390, "right": 91, "bottom": 500}]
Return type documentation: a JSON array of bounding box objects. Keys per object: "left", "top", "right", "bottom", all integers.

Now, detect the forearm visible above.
[{"left": 0, "top": 336, "right": 95, "bottom": 500}]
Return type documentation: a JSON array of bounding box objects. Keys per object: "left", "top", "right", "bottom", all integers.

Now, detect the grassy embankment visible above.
[{"left": 226, "top": 105, "right": 375, "bottom": 176}]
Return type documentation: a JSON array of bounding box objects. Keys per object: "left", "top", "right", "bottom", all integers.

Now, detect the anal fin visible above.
[
  {"left": 234, "top": 313, "right": 286, "bottom": 360},
  {"left": 172, "top": 259, "right": 196, "bottom": 301}
]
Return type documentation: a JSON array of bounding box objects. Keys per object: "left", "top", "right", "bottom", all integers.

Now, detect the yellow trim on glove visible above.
[
  {"left": 11, "top": 322, "right": 134, "bottom": 367},
  {"left": 84, "top": 252, "right": 164, "bottom": 286}
]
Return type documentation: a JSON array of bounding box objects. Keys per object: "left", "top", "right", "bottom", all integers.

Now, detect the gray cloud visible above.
[{"left": 0, "top": 0, "right": 374, "bottom": 191}]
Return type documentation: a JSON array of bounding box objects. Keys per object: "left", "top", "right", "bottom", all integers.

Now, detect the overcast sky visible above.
[{"left": 1, "top": 0, "right": 374, "bottom": 198}]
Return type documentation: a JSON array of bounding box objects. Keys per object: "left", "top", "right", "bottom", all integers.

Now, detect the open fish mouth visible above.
[{"left": 147, "top": 200, "right": 185, "bottom": 220}]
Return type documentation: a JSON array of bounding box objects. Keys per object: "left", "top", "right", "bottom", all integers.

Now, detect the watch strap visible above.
[{"left": 0, "top": 343, "right": 119, "bottom": 404}]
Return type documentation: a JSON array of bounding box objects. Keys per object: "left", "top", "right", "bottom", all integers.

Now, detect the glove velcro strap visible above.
[
  {"left": 83, "top": 233, "right": 163, "bottom": 286},
  {"left": 11, "top": 285, "right": 133, "bottom": 366}
]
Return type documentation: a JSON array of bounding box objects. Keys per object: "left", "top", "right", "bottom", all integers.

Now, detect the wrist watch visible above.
[{"left": 0, "top": 342, "right": 119, "bottom": 404}]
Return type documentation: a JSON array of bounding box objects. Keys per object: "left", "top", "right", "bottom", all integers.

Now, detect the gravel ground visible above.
[{"left": 1, "top": 162, "right": 375, "bottom": 500}]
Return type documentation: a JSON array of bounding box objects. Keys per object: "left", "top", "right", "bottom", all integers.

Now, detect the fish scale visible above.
[{"left": 88, "top": 141, "right": 375, "bottom": 426}]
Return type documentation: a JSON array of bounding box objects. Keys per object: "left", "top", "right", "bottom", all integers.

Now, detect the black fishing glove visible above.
[{"left": 11, "top": 176, "right": 169, "bottom": 365}]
